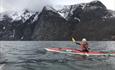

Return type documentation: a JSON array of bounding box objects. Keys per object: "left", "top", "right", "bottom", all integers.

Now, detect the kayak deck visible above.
[{"left": 45, "top": 48, "right": 115, "bottom": 56}]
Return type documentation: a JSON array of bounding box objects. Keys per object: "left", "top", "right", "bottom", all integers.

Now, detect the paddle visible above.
[
  {"left": 72, "top": 37, "right": 81, "bottom": 45},
  {"left": 72, "top": 37, "right": 76, "bottom": 43}
]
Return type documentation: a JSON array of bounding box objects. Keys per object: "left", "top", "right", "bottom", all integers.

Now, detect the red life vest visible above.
[{"left": 80, "top": 42, "right": 88, "bottom": 51}]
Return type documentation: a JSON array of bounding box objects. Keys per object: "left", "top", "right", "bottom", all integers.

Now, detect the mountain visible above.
[
  {"left": 0, "top": 10, "right": 39, "bottom": 40},
  {"left": 55, "top": 1, "right": 115, "bottom": 40},
  {"left": 0, "top": 1, "right": 115, "bottom": 40},
  {"left": 57, "top": 1, "right": 114, "bottom": 21},
  {"left": 32, "top": 6, "right": 72, "bottom": 40},
  {"left": 31, "top": 1, "right": 115, "bottom": 40}
]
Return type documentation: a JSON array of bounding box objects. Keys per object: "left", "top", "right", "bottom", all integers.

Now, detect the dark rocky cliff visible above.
[
  {"left": 0, "top": 1, "right": 115, "bottom": 40},
  {"left": 68, "top": 1, "right": 115, "bottom": 40},
  {"left": 57, "top": 1, "right": 115, "bottom": 40},
  {"left": 0, "top": 10, "right": 38, "bottom": 40},
  {"left": 32, "top": 6, "right": 72, "bottom": 40}
]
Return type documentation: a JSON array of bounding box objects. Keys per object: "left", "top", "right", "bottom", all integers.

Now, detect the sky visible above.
[{"left": 0, "top": 0, "right": 115, "bottom": 13}]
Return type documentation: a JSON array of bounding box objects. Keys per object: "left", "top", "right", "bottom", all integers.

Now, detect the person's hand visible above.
[{"left": 72, "top": 37, "right": 76, "bottom": 43}]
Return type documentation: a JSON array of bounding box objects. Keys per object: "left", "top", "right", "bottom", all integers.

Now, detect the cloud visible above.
[
  {"left": 0, "top": 0, "right": 115, "bottom": 13},
  {"left": 51, "top": 0, "right": 115, "bottom": 10},
  {"left": 100, "top": 0, "right": 115, "bottom": 10},
  {"left": 2, "top": 0, "right": 51, "bottom": 12}
]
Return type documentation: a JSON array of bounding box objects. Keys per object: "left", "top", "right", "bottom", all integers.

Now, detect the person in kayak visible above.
[{"left": 76, "top": 38, "right": 89, "bottom": 52}]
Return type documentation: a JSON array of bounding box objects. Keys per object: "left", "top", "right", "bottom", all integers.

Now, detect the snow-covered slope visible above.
[
  {"left": 55, "top": 1, "right": 108, "bottom": 21},
  {"left": 0, "top": 9, "right": 39, "bottom": 40},
  {"left": 0, "top": 0, "right": 115, "bottom": 40},
  {"left": 0, "top": 10, "right": 36, "bottom": 23}
]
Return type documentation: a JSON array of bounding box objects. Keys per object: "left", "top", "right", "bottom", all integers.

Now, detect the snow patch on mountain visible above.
[
  {"left": 54, "top": 6, "right": 70, "bottom": 18},
  {"left": 9, "top": 11, "right": 22, "bottom": 21},
  {"left": 54, "top": 4, "right": 86, "bottom": 19},
  {"left": 44, "top": 6, "right": 58, "bottom": 13},
  {"left": 0, "top": 10, "right": 36, "bottom": 22},
  {"left": 21, "top": 10, "right": 34, "bottom": 23},
  {"left": 32, "top": 13, "right": 39, "bottom": 23}
]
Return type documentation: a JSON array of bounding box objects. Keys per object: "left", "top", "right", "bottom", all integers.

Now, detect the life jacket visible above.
[{"left": 80, "top": 42, "right": 88, "bottom": 51}]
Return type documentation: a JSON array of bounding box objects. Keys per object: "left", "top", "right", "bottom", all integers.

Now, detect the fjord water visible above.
[{"left": 0, "top": 41, "right": 115, "bottom": 70}]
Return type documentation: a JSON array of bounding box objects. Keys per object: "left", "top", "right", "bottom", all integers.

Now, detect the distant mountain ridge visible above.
[{"left": 0, "top": 1, "right": 115, "bottom": 40}]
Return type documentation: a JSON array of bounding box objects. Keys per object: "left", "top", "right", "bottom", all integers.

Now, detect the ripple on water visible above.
[{"left": 0, "top": 41, "right": 115, "bottom": 70}]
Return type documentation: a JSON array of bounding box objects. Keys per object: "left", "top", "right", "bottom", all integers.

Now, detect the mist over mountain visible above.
[{"left": 0, "top": 1, "right": 115, "bottom": 40}]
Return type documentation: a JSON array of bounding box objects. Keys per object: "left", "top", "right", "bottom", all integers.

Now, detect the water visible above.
[{"left": 0, "top": 41, "right": 115, "bottom": 70}]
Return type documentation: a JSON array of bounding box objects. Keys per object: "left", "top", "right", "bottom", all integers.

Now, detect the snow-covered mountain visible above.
[
  {"left": 0, "top": 10, "right": 36, "bottom": 22},
  {"left": 57, "top": 1, "right": 115, "bottom": 21},
  {"left": 32, "top": 1, "right": 115, "bottom": 41},
  {"left": 0, "top": 0, "right": 115, "bottom": 40},
  {"left": 0, "top": 9, "right": 39, "bottom": 40}
]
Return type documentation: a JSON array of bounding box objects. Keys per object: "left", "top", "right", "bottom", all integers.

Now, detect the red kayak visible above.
[{"left": 45, "top": 48, "right": 115, "bottom": 56}]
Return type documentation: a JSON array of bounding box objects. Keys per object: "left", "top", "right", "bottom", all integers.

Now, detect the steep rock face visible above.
[
  {"left": 11, "top": 12, "right": 39, "bottom": 40},
  {"left": 74, "top": 18, "right": 115, "bottom": 40},
  {"left": 69, "top": 1, "right": 115, "bottom": 40},
  {"left": 32, "top": 6, "right": 72, "bottom": 40},
  {"left": 66, "top": 1, "right": 107, "bottom": 22},
  {"left": 21, "top": 12, "right": 39, "bottom": 40},
  {"left": 0, "top": 15, "right": 14, "bottom": 40},
  {"left": 0, "top": 10, "right": 38, "bottom": 40},
  {"left": 57, "top": 1, "right": 115, "bottom": 40}
]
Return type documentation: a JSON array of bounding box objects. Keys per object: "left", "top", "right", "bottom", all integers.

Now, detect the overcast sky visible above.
[{"left": 0, "top": 0, "right": 115, "bottom": 13}]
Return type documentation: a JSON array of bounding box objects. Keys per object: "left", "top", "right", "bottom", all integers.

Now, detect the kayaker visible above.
[{"left": 75, "top": 38, "right": 89, "bottom": 52}]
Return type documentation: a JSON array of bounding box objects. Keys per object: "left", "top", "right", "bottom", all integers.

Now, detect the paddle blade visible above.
[{"left": 72, "top": 37, "right": 76, "bottom": 42}]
